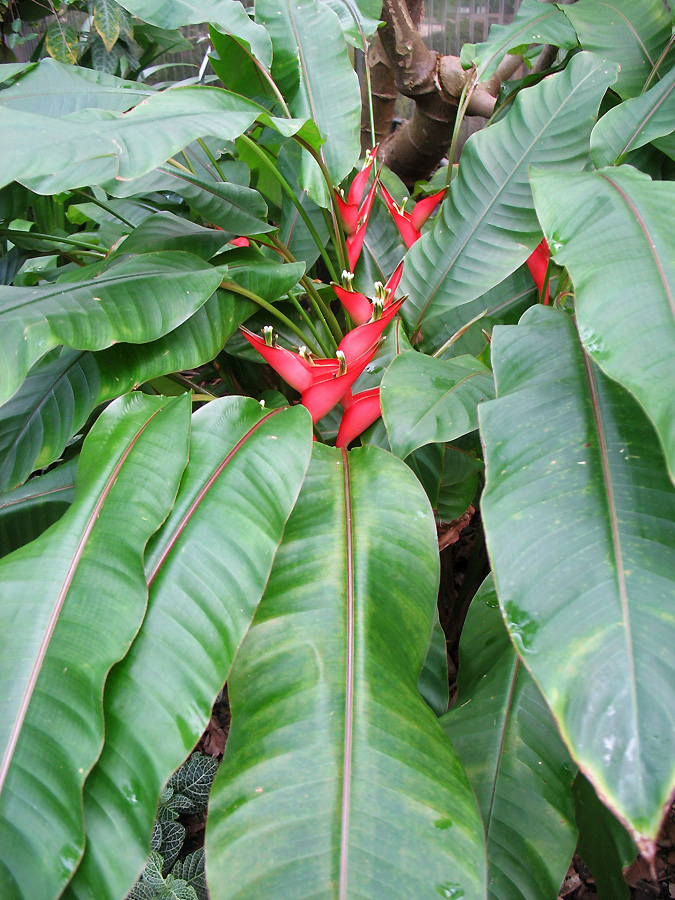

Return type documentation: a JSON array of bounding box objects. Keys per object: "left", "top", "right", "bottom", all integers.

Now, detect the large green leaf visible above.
[
  {"left": 65, "top": 399, "right": 313, "bottom": 900},
  {"left": 0, "top": 392, "right": 191, "bottom": 900},
  {"left": 530, "top": 167, "right": 675, "bottom": 482},
  {"left": 115, "top": 0, "right": 272, "bottom": 67},
  {"left": 277, "top": 142, "right": 331, "bottom": 269},
  {"left": 205, "top": 443, "right": 487, "bottom": 900},
  {"left": 0, "top": 59, "right": 152, "bottom": 115},
  {"left": 321, "top": 0, "right": 382, "bottom": 47},
  {"left": 257, "top": 0, "right": 361, "bottom": 203},
  {"left": 0, "top": 457, "right": 77, "bottom": 558},
  {"left": 418, "top": 612, "right": 450, "bottom": 716},
  {"left": 479, "top": 306, "right": 675, "bottom": 840},
  {"left": 0, "top": 87, "right": 262, "bottom": 193},
  {"left": 461, "top": 0, "right": 578, "bottom": 82},
  {"left": 400, "top": 52, "right": 618, "bottom": 351},
  {"left": 45, "top": 23, "right": 79, "bottom": 65},
  {"left": 0, "top": 286, "right": 259, "bottom": 492},
  {"left": 381, "top": 351, "right": 495, "bottom": 459},
  {"left": 0, "top": 251, "right": 225, "bottom": 408},
  {"left": 442, "top": 575, "right": 578, "bottom": 900},
  {"left": 111, "top": 211, "right": 234, "bottom": 259},
  {"left": 562, "top": 0, "right": 673, "bottom": 99},
  {"left": 590, "top": 64, "right": 675, "bottom": 167}
]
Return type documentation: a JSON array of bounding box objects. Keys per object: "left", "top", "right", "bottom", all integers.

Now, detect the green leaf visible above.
[
  {"left": 93, "top": 0, "right": 121, "bottom": 52},
  {"left": 65, "top": 399, "right": 312, "bottom": 900},
  {"left": 591, "top": 64, "right": 675, "bottom": 167},
  {"left": 115, "top": 0, "right": 272, "bottom": 67},
  {"left": 574, "top": 774, "right": 636, "bottom": 900},
  {"left": 45, "top": 22, "right": 79, "bottom": 66},
  {"left": 208, "top": 25, "right": 275, "bottom": 100},
  {"left": 257, "top": 0, "right": 361, "bottom": 203},
  {"left": 0, "top": 288, "right": 255, "bottom": 492},
  {"left": 436, "top": 444, "right": 483, "bottom": 524},
  {"left": 277, "top": 142, "right": 331, "bottom": 269},
  {"left": 418, "top": 612, "right": 449, "bottom": 716},
  {"left": 461, "top": 0, "right": 578, "bottom": 82},
  {"left": 479, "top": 306, "right": 675, "bottom": 840},
  {"left": 0, "top": 457, "right": 77, "bottom": 558},
  {"left": 562, "top": 0, "right": 673, "bottom": 99},
  {"left": 442, "top": 574, "right": 578, "bottom": 900},
  {"left": 0, "top": 59, "right": 151, "bottom": 116},
  {"left": 530, "top": 166, "right": 675, "bottom": 482},
  {"left": 0, "top": 392, "right": 191, "bottom": 899},
  {"left": 0, "top": 63, "right": 34, "bottom": 85},
  {"left": 205, "top": 443, "right": 487, "bottom": 900},
  {"left": 0, "top": 251, "right": 225, "bottom": 408},
  {"left": 320, "top": 0, "right": 382, "bottom": 48},
  {"left": 399, "top": 52, "right": 618, "bottom": 352},
  {"left": 171, "top": 850, "right": 206, "bottom": 900},
  {"left": 381, "top": 351, "right": 495, "bottom": 459},
  {"left": 90, "top": 37, "right": 121, "bottom": 76},
  {"left": 0, "top": 87, "right": 262, "bottom": 193},
  {"left": 111, "top": 211, "right": 233, "bottom": 259}
]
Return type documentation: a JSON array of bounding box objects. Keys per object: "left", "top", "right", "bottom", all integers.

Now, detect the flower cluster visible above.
[{"left": 243, "top": 149, "right": 449, "bottom": 447}]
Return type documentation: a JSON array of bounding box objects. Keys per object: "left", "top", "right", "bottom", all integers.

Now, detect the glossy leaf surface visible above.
[
  {"left": 0, "top": 457, "right": 77, "bottom": 558},
  {"left": 381, "top": 351, "right": 495, "bottom": 459},
  {"left": 531, "top": 167, "right": 675, "bottom": 481},
  {"left": 399, "top": 52, "right": 617, "bottom": 351},
  {"left": 0, "top": 393, "right": 191, "bottom": 900},
  {"left": 206, "top": 443, "right": 486, "bottom": 900},
  {"left": 66, "top": 399, "right": 313, "bottom": 900},
  {"left": 563, "top": 0, "right": 673, "bottom": 99},
  {"left": 479, "top": 307, "right": 675, "bottom": 840},
  {"left": 443, "top": 575, "right": 578, "bottom": 900},
  {"left": 0, "top": 252, "right": 224, "bottom": 408},
  {"left": 257, "top": 0, "right": 361, "bottom": 202}
]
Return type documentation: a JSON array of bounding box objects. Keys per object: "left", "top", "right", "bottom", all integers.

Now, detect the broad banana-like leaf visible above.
[
  {"left": 442, "top": 575, "right": 578, "bottom": 900},
  {"left": 0, "top": 87, "right": 262, "bottom": 193},
  {"left": 205, "top": 443, "right": 487, "bottom": 900},
  {"left": 530, "top": 167, "right": 675, "bottom": 482},
  {"left": 0, "top": 392, "right": 191, "bottom": 900},
  {"left": 0, "top": 63, "right": 33, "bottom": 85},
  {"left": 562, "top": 0, "right": 672, "bottom": 99},
  {"left": 399, "top": 52, "right": 618, "bottom": 351},
  {"left": 479, "top": 306, "right": 675, "bottom": 841},
  {"left": 65, "top": 399, "right": 313, "bottom": 900},
  {"left": 0, "top": 59, "right": 152, "bottom": 115},
  {"left": 381, "top": 351, "right": 495, "bottom": 459},
  {"left": 109, "top": 212, "right": 233, "bottom": 259},
  {"left": 0, "top": 457, "right": 77, "bottom": 558},
  {"left": 461, "top": 0, "right": 578, "bottom": 81},
  {"left": 257, "top": 0, "right": 361, "bottom": 203},
  {"left": 418, "top": 612, "right": 450, "bottom": 716},
  {"left": 115, "top": 0, "right": 272, "bottom": 67},
  {"left": 321, "top": 0, "right": 381, "bottom": 47},
  {"left": 590, "top": 64, "right": 675, "bottom": 167},
  {"left": 574, "top": 774, "right": 636, "bottom": 900},
  {"left": 0, "top": 251, "right": 225, "bottom": 408},
  {"left": 277, "top": 142, "right": 331, "bottom": 269}
]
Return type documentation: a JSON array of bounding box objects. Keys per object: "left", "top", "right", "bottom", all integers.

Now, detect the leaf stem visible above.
[
  {"left": 238, "top": 133, "right": 339, "bottom": 281},
  {"left": 285, "top": 291, "right": 333, "bottom": 357},
  {"left": 220, "top": 279, "right": 322, "bottom": 356},
  {"left": 196, "top": 137, "right": 227, "bottom": 181},
  {"left": 73, "top": 190, "right": 135, "bottom": 228}
]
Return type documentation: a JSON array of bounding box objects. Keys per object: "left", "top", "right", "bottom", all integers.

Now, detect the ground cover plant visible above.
[{"left": 0, "top": 0, "right": 674, "bottom": 898}]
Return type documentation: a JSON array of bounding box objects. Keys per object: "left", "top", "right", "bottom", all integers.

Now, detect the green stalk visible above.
[
  {"left": 196, "top": 137, "right": 227, "bottom": 181},
  {"left": 285, "top": 291, "right": 333, "bottom": 357},
  {"left": 293, "top": 135, "right": 349, "bottom": 273},
  {"left": 3, "top": 230, "right": 106, "bottom": 254},
  {"left": 221, "top": 279, "right": 323, "bottom": 356},
  {"left": 445, "top": 69, "right": 477, "bottom": 191},
  {"left": 270, "top": 235, "right": 343, "bottom": 349},
  {"left": 73, "top": 190, "right": 135, "bottom": 229},
  {"left": 180, "top": 150, "right": 196, "bottom": 174},
  {"left": 238, "top": 133, "right": 339, "bottom": 281},
  {"left": 643, "top": 34, "right": 675, "bottom": 93}
]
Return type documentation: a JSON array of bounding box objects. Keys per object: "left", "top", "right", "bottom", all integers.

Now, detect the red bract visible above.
[
  {"left": 331, "top": 259, "right": 405, "bottom": 326},
  {"left": 240, "top": 326, "right": 381, "bottom": 424},
  {"left": 379, "top": 185, "right": 446, "bottom": 248},
  {"left": 334, "top": 146, "right": 378, "bottom": 236},
  {"left": 338, "top": 296, "right": 405, "bottom": 361},
  {"left": 345, "top": 177, "right": 378, "bottom": 270},
  {"left": 230, "top": 236, "right": 250, "bottom": 248},
  {"left": 336, "top": 387, "right": 381, "bottom": 448},
  {"left": 526, "top": 239, "right": 551, "bottom": 305}
]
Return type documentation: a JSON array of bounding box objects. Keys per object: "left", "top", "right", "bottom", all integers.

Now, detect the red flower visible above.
[
  {"left": 336, "top": 387, "right": 381, "bottom": 448},
  {"left": 379, "top": 185, "right": 446, "bottom": 247},
  {"left": 334, "top": 146, "right": 378, "bottom": 236},
  {"left": 230, "top": 237, "right": 250, "bottom": 248},
  {"left": 239, "top": 326, "right": 381, "bottom": 423},
  {"left": 331, "top": 259, "right": 405, "bottom": 326},
  {"left": 526, "top": 238, "right": 550, "bottom": 305}
]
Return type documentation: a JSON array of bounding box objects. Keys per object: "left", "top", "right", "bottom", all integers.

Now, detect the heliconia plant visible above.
[{"left": 0, "top": 0, "right": 674, "bottom": 898}]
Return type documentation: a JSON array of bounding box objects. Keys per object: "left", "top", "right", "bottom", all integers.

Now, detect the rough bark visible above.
[{"left": 370, "top": 0, "right": 522, "bottom": 186}]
